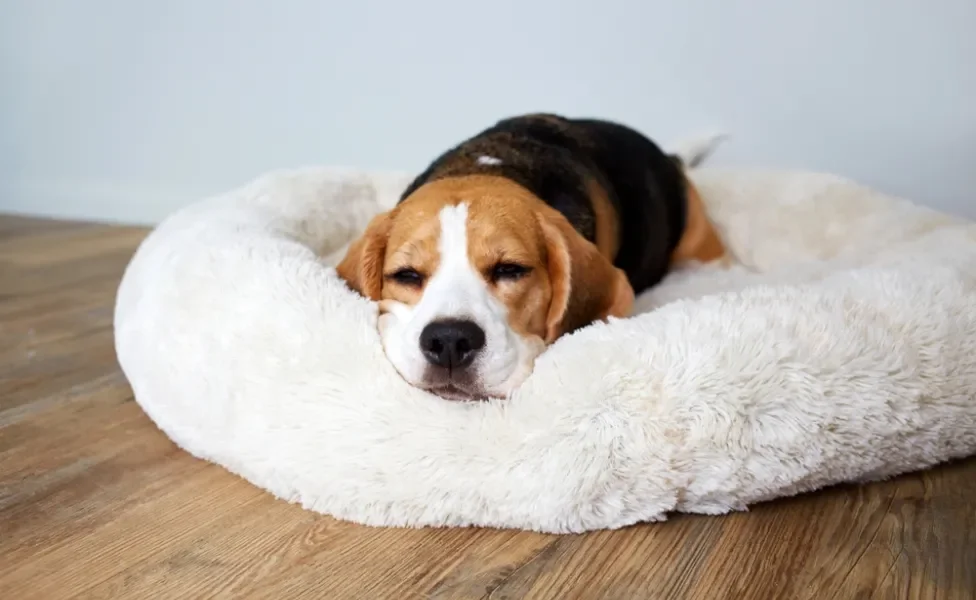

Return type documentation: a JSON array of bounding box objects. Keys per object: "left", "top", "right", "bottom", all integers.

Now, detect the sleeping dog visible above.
[{"left": 337, "top": 113, "right": 727, "bottom": 400}]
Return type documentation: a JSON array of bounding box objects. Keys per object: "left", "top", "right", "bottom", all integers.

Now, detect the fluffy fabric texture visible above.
[{"left": 114, "top": 166, "right": 976, "bottom": 534}]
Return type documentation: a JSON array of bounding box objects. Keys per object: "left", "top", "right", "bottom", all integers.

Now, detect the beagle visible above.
[{"left": 337, "top": 113, "right": 727, "bottom": 400}]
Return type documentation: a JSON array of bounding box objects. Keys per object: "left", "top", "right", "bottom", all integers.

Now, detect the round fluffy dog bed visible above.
[{"left": 114, "top": 166, "right": 976, "bottom": 533}]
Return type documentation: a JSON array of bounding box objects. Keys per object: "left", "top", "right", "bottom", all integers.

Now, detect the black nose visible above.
[{"left": 419, "top": 319, "right": 486, "bottom": 369}]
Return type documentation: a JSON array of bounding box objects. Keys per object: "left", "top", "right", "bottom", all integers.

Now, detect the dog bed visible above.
[{"left": 114, "top": 166, "right": 976, "bottom": 533}]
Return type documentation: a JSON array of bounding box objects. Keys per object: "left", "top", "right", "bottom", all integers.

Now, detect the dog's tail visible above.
[{"left": 668, "top": 132, "right": 728, "bottom": 169}]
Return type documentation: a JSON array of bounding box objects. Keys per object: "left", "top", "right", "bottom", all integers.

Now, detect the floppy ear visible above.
[
  {"left": 335, "top": 211, "right": 393, "bottom": 301},
  {"left": 537, "top": 208, "right": 634, "bottom": 343}
]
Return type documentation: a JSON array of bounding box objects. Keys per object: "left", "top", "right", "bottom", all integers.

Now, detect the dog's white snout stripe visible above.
[{"left": 422, "top": 203, "right": 485, "bottom": 320}]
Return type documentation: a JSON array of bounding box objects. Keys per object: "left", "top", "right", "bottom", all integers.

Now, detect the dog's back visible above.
[{"left": 398, "top": 113, "right": 689, "bottom": 293}]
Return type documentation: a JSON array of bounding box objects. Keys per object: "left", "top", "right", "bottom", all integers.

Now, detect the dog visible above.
[{"left": 337, "top": 113, "right": 727, "bottom": 400}]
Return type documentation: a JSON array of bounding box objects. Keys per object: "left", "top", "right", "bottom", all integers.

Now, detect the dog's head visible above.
[{"left": 337, "top": 175, "right": 633, "bottom": 400}]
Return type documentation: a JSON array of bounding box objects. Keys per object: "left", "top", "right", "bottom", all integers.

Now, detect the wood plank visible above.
[{"left": 0, "top": 214, "right": 973, "bottom": 600}]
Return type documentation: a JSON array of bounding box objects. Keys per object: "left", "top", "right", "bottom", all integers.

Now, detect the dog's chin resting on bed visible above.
[{"left": 336, "top": 113, "right": 728, "bottom": 401}]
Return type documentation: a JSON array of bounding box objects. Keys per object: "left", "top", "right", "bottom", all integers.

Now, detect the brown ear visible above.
[
  {"left": 335, "top": 211, "right": 393, "bottom": 301},
  {"left": 537, "top": 208, "right": 634, "bottom": 343}
]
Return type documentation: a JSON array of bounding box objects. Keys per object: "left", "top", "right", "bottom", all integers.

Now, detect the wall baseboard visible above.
[{"left": 0, "top": 179, "right": 217, "bottom": 226}]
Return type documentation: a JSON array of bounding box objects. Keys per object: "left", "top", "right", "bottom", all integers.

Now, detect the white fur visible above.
[
  {"left": 476, "top": 155, "right": 503, "bottom": 166},
  {"left": 669, "top": 132, "right": 728, "bottom": 167},
  {"left": 115, "top": 165, "right": 976, "bottom": 534},
  {"left": 379, "top": 203, "right": 542, "bottom": 396}
]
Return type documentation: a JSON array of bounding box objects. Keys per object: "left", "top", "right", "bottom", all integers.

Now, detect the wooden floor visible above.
[{"left": 1, "top": 214, "right": 975, "bottom": 600}]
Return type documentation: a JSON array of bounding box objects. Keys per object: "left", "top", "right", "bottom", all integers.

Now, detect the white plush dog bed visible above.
[{"left": 114, "top": 166, "right": 976, "bottom": 534}]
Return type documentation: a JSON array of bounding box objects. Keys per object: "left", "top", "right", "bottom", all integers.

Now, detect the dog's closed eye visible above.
[
  {"left": 488, "top": 262, "right": 532, "bottom": 283},
  {"left": 386, "top": 267, "right": 425, "bottom": 287}
]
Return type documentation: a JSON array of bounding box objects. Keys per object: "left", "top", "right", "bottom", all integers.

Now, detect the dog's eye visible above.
[
  {"left": 490, "top": 262, "right": 531, "bottom": 282},
  {"left": 387, "top": 267, "right": 424, "bottom": 286}
]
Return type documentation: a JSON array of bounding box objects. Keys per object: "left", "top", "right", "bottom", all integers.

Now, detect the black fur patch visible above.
[{"left": 398, "top": 113, "right": 687, "bottom": 294}]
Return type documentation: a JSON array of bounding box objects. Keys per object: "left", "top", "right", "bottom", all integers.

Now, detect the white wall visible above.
[{"left": 1, "top": 0, "right": 974, "bottom": 224}]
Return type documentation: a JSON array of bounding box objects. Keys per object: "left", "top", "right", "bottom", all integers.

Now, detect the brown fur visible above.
[
  {"left": 585, "top": 177, "right": 621, "bottom": 259},
  {"left": 670, "top": 176, "right": 728, "bottom": 266},
  {"left": 335, "top": 211, "right": 392, "bottom": 301},
  {"left": 337, "top": 175, "right": 633, "bottom": 343},
  {"left": 535, "top": 203, "right": 634, "bottom": 342}
]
